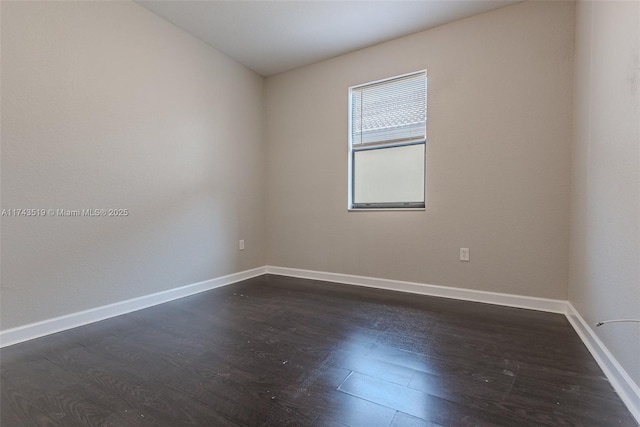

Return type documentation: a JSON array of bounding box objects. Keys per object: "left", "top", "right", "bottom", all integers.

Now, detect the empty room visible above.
[{"left": 1, "top": 0, "right": 639, "bottom": 425}]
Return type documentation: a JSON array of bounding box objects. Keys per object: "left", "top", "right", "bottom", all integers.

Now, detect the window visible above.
[{"left": 348, "top": 71, "right": 427, "bottom": 210}]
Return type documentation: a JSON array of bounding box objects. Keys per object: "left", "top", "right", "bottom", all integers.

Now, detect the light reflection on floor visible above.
[{"left": 330, "top": 328, "right": 443, "bottom": 425}]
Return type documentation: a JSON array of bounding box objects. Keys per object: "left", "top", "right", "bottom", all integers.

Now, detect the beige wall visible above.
[
  {"left": 570, "top": 1, "right": 640, "bottom": 386},
  {"left": 1, "top": 1, "right": 266, "bottom": 329},
  {"left": 265, "top": 1, "right": 575, "bottom": 299}
]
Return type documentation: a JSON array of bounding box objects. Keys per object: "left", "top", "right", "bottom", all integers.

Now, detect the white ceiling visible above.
[{"left": 136, "top": 0, "right": 521, "bottom": 77}]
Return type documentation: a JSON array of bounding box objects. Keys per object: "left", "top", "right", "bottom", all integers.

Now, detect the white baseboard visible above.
[
  {"left": 565, "top": 302, "right": 640, "bottom": 424},
  {"left": 265, "top": 266, "right": 567, "bottom": 313},
  {"left": 0, "top": 266, "right": 267, "bottom": 348},
  {"left": 265, "top": 266, "right": 640, "bottom": 424}
]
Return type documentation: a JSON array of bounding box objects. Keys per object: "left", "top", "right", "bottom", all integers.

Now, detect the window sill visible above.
[{"left": 348, "top": 208, "right": 426, "bottom": 212}]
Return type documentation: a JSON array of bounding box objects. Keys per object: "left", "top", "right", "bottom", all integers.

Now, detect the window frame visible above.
[{"left": 347, "top": 70, "right": 427, "bottom": 211}]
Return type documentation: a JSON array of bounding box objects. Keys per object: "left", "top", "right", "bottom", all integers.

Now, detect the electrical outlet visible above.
[
  {"left": 239, "top": 240, "right": 245, "bottom": 251},
  {"left": 460, "top": 248, "right": 470, "bottom": 261}
]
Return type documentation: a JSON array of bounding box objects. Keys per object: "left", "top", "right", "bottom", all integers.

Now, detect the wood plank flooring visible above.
[{"left": 1, "top": 274, "right": 637, "bottom": 426}]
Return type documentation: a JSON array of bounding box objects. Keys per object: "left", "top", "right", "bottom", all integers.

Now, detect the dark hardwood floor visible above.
[{"left": 1, "top": 274, "right": 637, "bottom": 426}]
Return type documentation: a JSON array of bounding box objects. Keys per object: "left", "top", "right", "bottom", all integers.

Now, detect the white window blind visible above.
[
  {"left": 351, "top": 72, "right": 426, "bottom": 147},
  {"left": 348, "top": 71, "right": 427, "bottom": 209}
]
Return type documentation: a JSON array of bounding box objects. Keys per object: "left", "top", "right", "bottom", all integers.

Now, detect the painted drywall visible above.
[
  {"left": 569, "top": 1, "right": 640, "bottom": 387},
  {"left": 265, "top": 1, "right": 574, "bottom": 299},
  {"left": 1, "top": 1, "right": 266, "bottom": 329}
]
